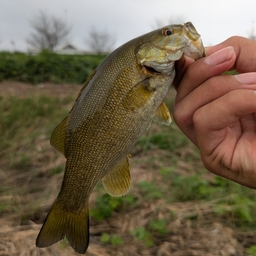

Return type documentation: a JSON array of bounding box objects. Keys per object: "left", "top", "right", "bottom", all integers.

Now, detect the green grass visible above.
[
  {"left": 100, "top": 232, "right": 124, "bottom": 246},
  {"left": 0, "top": 94, "right": 72, "bottom": 217},
  {"left": 138, "top": 181, "right": 163, "bottom": 201},
  {"left": 247, "top": 245, "right": 256, "bottom": 256},
  {"left": 131, "top": 227, "right": 154, "bottom": 247},
  {"left": 148, "top": 218, "right": 168, "bottom": 234},
  {"left": 50, "top": 166, "right": 64, "bottom": 175},
  {"left": 0, "top": 95, "right": 70, "bottom": 156},
  {"left": 136, "top": 125, "right": 189, "bottom": 152},
  {"left": 90, "top": 193, "right": 137, "bottom": 221},
  {"left": 1, "top": 89, "right": 256, "bottom": 253}
]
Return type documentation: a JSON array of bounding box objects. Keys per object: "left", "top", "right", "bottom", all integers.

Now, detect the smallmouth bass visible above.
[{"left": 36, "top": 22, "right": 204, "bottom": 254}]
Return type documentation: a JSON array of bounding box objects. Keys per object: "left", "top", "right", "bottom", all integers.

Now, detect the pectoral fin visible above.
[
  {"left": 153, "top": 102, "right": 172, "bottom": 126},
  {"left": 122, "top": 78, "right": 154, "bottom": 110},
  {"left": 102, "top": 155, "right": 131, "bottom": 197},
  {"left": 50, "top": 116, "right": 70, "bottom": 156}
]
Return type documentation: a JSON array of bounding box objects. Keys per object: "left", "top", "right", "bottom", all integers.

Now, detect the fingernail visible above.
[
  {"left": 205, "top": 46, "right": 234, "bottom": 66},
  {"left": 234, "top": 73, "right": 256, "bottom": 84}
]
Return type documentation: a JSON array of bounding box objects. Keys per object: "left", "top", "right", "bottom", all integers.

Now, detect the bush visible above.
[{"left": 0, "top": 51, "right": 106, "bottom": 84}]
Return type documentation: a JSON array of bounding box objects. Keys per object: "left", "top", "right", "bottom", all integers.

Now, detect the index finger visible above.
[
  {"left": 174, "top": 46, "right": 236, "bottom": 104},
  {"left": 205, "top": 36, "right": 256, "bottom": 73}
]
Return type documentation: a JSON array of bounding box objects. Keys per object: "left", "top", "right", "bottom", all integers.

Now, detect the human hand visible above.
[{"left": 173, "top": 36, "right": 256, "bottom": 188}]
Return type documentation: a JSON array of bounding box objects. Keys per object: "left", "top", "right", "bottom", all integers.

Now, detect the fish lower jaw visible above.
[
  {"left": 183, "top": 39, "right": 205, "bottom": 59},
  {"left": 143, "top": 61, "right": 175, "bottom": 76}
]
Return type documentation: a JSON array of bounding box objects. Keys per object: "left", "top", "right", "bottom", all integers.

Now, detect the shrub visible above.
[{"left": 0, "top": 51, "right": 106, "bottom": 84}]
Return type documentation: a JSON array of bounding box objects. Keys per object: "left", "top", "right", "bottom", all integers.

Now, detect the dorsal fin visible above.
[
  {"left": 75, "top": 69, "right": 97, "bottom": 103},
  {"left": 68, "top": 69, "right": 97, "bottom": 114},
  {"left": 153, "top": 102, "right": 172, "bottom": 126},
  {"left": 50, "top": 69, "right": 98, "bottom": 156},
  {"left": 102, "top": 155, "right": 131, "bottom": 197},
  {"left": 50, "top": 116, "right": 70, "bottom": 156}
]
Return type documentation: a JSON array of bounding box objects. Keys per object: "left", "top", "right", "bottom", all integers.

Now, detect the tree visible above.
[
  {"left": 85, "top": 27, "right": 116, "bottom": 54},
  {"left": 27, "top": 11, "right": 71, "bottom": 51},
  {"left": 248, "top": 22, "right": 256, "bottom": 41},
  {"left": 152, "top": 16, "right": 185, "bottom": 29}
]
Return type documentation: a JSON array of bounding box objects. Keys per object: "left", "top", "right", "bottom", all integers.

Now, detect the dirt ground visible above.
[
  {"left": 0, "top": 81, "right": 255, "bottom": 256},
  {"left": 0, "top": 81, "right": 81, "bottom": 98}
]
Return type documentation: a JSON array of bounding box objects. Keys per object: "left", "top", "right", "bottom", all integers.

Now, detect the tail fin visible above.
[{"left": 36, "top": 202, "right": 90, "bottom": 254}]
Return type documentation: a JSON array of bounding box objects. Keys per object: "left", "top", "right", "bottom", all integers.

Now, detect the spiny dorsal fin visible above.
[
  {"left": 102, "top": 155, "right": 131, "bottom": 197},
  {"left": 50, "top": 116, "right": 70, "bottom": 156},
  {"left": 75, "top": 69, "right": 97, "bottom": 103},
  {"left": 153, "top": 102, "right": 172, "bottom": 126},
  {"left": 50, "top": 69, "right": 97, "bottom": 156}
]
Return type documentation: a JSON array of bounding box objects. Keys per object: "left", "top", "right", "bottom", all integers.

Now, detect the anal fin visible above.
[{"left": 102, "top": 155, "right": 131, "bottom": 197}]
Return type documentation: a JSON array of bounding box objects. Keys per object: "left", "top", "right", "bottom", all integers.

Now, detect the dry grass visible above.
[{"left": 0, "top": 81, "right": 255, "bottom": 256}]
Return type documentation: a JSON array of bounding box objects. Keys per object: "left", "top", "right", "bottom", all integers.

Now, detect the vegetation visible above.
[
  {"left": 26, "top": 11, "right": 72, "bottom": 51},
  {"left": 85, "top": 27, "right": 116, "bottom": 54},
  {"left": 0, "top": 51, "right": 106, "bottom": 84},
  {"left": 0, "top": 69, "right": 255, "bottom": 254}
]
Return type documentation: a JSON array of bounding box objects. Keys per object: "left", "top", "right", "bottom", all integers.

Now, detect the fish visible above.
[{"left": 36, "top": 21, "right": 205, "bottom": 254}]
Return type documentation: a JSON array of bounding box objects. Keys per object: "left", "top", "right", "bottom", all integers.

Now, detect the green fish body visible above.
[{"left": 36, "top": 22, "right": 204, "bottom": 254}]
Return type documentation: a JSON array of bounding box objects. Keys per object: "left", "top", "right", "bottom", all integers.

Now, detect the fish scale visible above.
[{"left": 36, "top": 22, "right": 205, "bottom": 254}]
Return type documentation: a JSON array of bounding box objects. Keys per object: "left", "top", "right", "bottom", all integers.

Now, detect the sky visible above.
[{"left": 0, "top": 0, "right": 256, "bottom": 52}]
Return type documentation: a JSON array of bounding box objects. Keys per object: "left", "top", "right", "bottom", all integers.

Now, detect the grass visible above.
[
  {"left": 1, "top": 87, "right": 256, "bottom": 254},
  {"left": 148, "top": 218, "right": 168, "bottom": 234},
  {"left": 130, "top": 227, "right": 154, "bottom": 247},
  {"left": 247, "top": 245, "right": 256, "bottom": 256},
  {"left": 0, "top": 94, "right": 72, "bottom": 218},
  {"left": 100, "top": 232, "right": 124, "bottom": 246},
  {"left": 138, "top": 181, "right": 163, "bottom": 201},
  {"left": 0, "top": 95, "right": 70, "bottom": 154},
  {"left": 2, "top": 91, "right": 255, "bottom": 222},
  {"left": 90, "top": 193, "right": 137, "bottom": 221}
]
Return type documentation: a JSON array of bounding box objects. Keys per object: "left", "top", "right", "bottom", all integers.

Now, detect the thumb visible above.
[{"left": 173, "top": 55, "right": 195, "bottom": 90}]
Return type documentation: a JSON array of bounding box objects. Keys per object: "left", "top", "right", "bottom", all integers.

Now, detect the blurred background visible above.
[
  {"left": 1, "top": 1, "right": 256, "bottom": 255},
  {"left": 1, "top": 0, "right": 256, "bottom": 52}
]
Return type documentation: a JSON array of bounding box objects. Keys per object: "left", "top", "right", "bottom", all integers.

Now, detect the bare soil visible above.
[{"left": 0, "top": 81, "right": 255, "bottom": 256}]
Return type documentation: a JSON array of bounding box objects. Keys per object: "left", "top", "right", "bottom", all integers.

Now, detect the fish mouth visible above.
[
  {"left": 182, "top": 22, "right": 205, "bottom": 59},
  {"left": 137, "top": 21, "right": 204, "bottom": 76},
  {"left": 143, "top": 61, "right": 175, "bottom": 75},
  {"left": 143, "top": 65, "right": 162, "bottom": 74}
]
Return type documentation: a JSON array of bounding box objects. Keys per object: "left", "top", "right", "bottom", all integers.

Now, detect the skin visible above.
[{"left": 173, "top": 36, "right": 256, "bottom": 189}]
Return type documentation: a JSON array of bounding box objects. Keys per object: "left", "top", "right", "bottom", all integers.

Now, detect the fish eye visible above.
[{"left": 162, "top": 29, "right": 172, "bottom": 36}]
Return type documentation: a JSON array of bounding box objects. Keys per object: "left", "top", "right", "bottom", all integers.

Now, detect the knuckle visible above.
[
  {"left": 173, "top": 103, "right": 192, "bottom": 127},
  {"left": 192, "top": 108, "right": 204, "bottom": 128}
]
